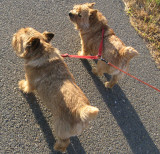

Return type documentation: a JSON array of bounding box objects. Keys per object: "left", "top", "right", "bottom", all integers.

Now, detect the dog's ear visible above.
[
  {"left": 26, "top": 37, "right": 40, "bottom": 50},
  {"left": 43, "top": 31, "right": 54, "bottom": 42},
  {"left": 20, "top": 37, "right": 40, "bottom": 58},
  {"left": 89, "top": 9, "right": 97, "bottom": 20},
  {"left": 86, "top": 2, "right": 95, "bottom": 8}
]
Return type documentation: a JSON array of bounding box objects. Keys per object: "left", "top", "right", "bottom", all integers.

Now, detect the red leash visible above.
[
  {"left": 108, "top": 61, "right": 160, "bottom": 92},
  {"left": 61, "top": 28, "right": 160, "bottom": 93},
  {"left": 98, "top": 28, "right": 105, "bottom": 57},
  {"left": 61, "top": 28, "right": 105, "bottom": 59},
  {"left": 61, "top": 53, "right": 99, "bottom": 59}
]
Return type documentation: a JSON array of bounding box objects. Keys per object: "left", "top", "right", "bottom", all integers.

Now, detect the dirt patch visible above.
[{"left": 123, "top": 0, "right": 160, "bottom": 69}]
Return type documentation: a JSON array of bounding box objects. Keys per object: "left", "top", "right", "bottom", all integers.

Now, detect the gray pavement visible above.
[{"left": 0, "top": 0, "right": 160, "bottom": 153}]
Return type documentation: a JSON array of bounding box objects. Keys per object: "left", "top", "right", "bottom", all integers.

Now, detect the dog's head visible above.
[
  {"left": 12, "top": 27, "right": 54, "bottom": 59},
  {"left": 69, "top": 3, "right": 98, "bottom": 30}
]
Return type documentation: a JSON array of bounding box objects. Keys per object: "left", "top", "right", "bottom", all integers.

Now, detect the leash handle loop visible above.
[{"left": 61, "top": 53, "right": 69, "bottom": 57}]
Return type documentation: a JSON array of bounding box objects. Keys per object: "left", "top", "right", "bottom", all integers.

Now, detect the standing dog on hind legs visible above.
[
  {"left": 69, "top": 2, "right": 139, "bottom": 88},
  {"left": 12, "top": 27, "right": 99, "bottom": 152}
]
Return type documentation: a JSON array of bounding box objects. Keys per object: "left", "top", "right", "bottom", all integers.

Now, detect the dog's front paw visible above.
[
  {"left": 92, "top": 67, "right": 103, "bottom": 76},
  {"left": 92, "top": 67, "right": 98, "bottom": 75},
  {"left": 78, "top": 51, "right": 84, "bottom": 56},
  {"left": 105, "top": 82, "right": 113, "bottom": 89},
  {"left": 18, "top": 80, "right": 32, "bottom": 93}
]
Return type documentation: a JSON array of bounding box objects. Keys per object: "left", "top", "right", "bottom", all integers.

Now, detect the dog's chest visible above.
[{"left": 82, "top": 35, "right": 101, "bottom": 54}]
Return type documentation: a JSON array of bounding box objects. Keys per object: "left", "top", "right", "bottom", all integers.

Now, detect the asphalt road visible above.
[{"left": 1, "top": 0, "right": 160, "bottom": 153}]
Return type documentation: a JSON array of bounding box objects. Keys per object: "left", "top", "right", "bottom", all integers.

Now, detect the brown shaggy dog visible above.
[
  {"left": 12, "top": 27, "right": 99, "bottom": 152},
  {"left": 69, "top": 3, "right": 139, "bottom": 88}
]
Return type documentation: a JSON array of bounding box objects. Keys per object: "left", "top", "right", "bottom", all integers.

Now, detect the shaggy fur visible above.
[
  {"left": 69, "top": 3, "right": 139, "bottom": 88},
  {"left": 12, "top": 27, "right": 99, "bottom": 152}
]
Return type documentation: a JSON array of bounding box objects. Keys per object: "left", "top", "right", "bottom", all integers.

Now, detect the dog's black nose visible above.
[{"left": 69, "top": 12, "right": 73, "bottom": 17}]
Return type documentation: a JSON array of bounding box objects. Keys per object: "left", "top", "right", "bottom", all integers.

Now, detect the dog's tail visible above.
[
  {"left": 122, "top": 46, "right": 139, "bottom": 60},
  {"left": 78, "top": 105, "right": 99, "bottom": 122}
]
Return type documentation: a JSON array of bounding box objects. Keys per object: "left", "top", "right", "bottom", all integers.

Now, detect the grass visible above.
[{"left": 123, "top": 0, "right": 160, "bottom": 68}]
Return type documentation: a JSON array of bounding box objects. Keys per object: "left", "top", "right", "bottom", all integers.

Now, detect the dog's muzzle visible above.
[{"left": 69, "top": 12, "right": 74, "bottom": 18}]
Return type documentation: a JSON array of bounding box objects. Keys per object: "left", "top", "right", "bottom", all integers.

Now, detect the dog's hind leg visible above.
[
  {"left": 105, "top": 74, "right": 122, "bottom": 88},
  {"left": 54, "top": 138, "right": 70, "bottom": 152}
]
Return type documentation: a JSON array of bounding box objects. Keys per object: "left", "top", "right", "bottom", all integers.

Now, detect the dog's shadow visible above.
[
  {"left": 22, "top": 93, "right": 86, "bottom": 154},
  {"left": 81, "top": 59, "right": 159, "bottom": 154}
]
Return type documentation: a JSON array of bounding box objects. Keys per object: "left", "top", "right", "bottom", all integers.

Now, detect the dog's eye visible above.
[{"left": 78, "top": 13, "right": 82, "bottom": 17}]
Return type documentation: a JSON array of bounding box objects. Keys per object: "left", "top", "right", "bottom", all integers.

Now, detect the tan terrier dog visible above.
[
  {"left": 69, "top": 3, "right": 139, "bottom": 88},
  {"left": 12, "top": 27, "right": 99, "bottom": 152}
]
